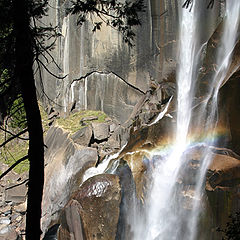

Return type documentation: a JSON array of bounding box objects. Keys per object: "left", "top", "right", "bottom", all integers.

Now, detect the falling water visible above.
[
  {"left": 131, "top": 1, "right": 240, "bottom": 240},
  {"left": 141, "top": 2, "right": 202, "bottom": 239},
  {"left": 188, "top": 1, "right": 240, "bottom": 239}
]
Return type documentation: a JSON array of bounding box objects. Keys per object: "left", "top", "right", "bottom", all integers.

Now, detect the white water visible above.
[
  {"left": 82, "top": 143, "right": 127, "bottom": 182},
  {"left": 188, "top": 1, "right": 240, "bottom": 239},
  {"left": 132, "top": 1, "right": 240, "bottom": 240},
  {"left": 140, "top": 2, "right": 201, "bottom": 240}
]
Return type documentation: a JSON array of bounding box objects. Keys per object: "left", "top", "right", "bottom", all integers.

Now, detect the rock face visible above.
[
  {"left": 205, "top": 152, "right": 240, "bottom": 239},
  {"left": 58, "top": 174, "right": 121, "bottom": 240},
  {"left": 42, "top": 126, "right": 98, "bottom": 235},
  {"left": 34, "top": 1, "right": 239, "bottom": 239},
  {"left": 36, "top": 0, "right": 221, "bottom": 123},
  {"left": 219, "top": 70, "right": 240, "bottom": 155},
  {"left": 206, "top": 153, "right": 240, "bottom": 191}
]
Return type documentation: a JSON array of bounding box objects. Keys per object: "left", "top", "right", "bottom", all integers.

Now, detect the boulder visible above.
[
  {"left": 105, "top": 136, "right": 121, "bottom": 150},
  {"left": 5, "top": 183, "right": 27, "bottom": 204},
  {"left": 43, "top": 224, "right": 60, "bottom": 240},
  {"left": 58, "top": 174, "right": 121, "bottom": 240},
  {"left": 92, "top": 122, "right": 109, "bottom": 141},
  {"left": 44, "top": 126, "right": 70, "bottom": 166},
  {"left": 71, "top": 125, "right": 92, "bottom": 146}
]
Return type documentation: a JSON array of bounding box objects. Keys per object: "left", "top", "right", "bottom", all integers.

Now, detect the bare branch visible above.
[
  {"left": 37, "top": 58, "right": 67, "bottom": 80},
  {"left": 6, "top": 178, "right": 29, "bottom": 190},
  {"left": 0, "top": 127, "right": 28, "bottom": 147},
  {"left": 0, "top": 155, "right": 28, "bottom": 180}
]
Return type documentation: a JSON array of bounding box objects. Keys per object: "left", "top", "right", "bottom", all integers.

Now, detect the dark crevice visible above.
[
  {"left": 88, "top": 133, "right": 108, "bottom": 146},
  {"left": 88, "top": 134, "right": 95, "bottom": 147},
  {"left": 43, "top": 224, "right": 60, "bottom": 240},
  {"left": 70, "top": 70, "right": 145, "bottom": 94},
  {"left": 70, "top": 100, "right": 76, "bottom": 112}
]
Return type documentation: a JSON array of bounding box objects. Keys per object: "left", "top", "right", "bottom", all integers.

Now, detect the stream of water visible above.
[{"left": 132, "top": 1, "right": 240, "bottom": 240}]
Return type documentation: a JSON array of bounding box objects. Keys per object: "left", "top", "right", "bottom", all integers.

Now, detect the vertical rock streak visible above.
[{"left": 62, "top": 16, "right": 70, "bottom": 112}]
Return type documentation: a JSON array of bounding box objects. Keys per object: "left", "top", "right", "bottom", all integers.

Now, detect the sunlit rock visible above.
[
  {"left": 70, "top": 125, "right": 93, "bottom": 146},
  {"left": 41, "top": 126, "right": 98, "bottom": 235},
  {"left": 58, "top": 174, "right": 121, "bottom": 240},
  {"left": 206, "top": 153, "right": 240, "bottom": 191},
  {"left": 92, "top": 122, "right": 109, "bottom": 141}
]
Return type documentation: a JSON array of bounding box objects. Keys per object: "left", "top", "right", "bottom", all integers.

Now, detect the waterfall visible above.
[
  {"left": 131, "top": 1, "right": 240, "bottom": 240},
  {"left": 188, "top": 1, "right": 240, "bottom": 239},
  {"left": 141, "top": 2, "right": 202, "bottom": 240}
]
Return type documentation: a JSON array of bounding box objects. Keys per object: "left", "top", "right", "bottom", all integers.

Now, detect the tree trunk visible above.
[{"left": 13, "top": 0, "right": 44, "bottom": 239}]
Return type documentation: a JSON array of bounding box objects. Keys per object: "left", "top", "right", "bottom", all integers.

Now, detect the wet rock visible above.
[
  {"left": 122, "top": 152, "right": 148, "bottom": 200},
  {"left": 114, "top": 160, "right": 138, "bottom": 240},
  {"left": 59, "top": 174, "right": 121, "bottom": 240},
  {"left": 177, "top": 147, "right": 204, "bottom": 185},
  {"left": 219, "top": 71, "right": 240, "bottom": 155},
  {"left": 71, "top": 125, "right": 92, "bottom": 146},
  {"left": 92, "top": 122, "right": 109, "bottom": 141}
]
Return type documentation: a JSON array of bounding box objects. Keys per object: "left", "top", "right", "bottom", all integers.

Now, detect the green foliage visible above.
[
  {"left": 8, "top": 97, "right": 27, "bottom": 130},
  {"left": 2, "top": 149, "right": 29, "bottom": 174},
  {"left": 0, "top": 69, "right": 10, "bottom": 94},
  {"left": 0, "top": 130, "right": 29, "bottom": 174},
  {"left": 68, "top": 0, "right": 145, "bottom": 46},
  {"left": 217, "top": 212, "right": 240, "bottom": 240},
  {"left": 56, "top": 110, "right": 107, "bottom": 133}
]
